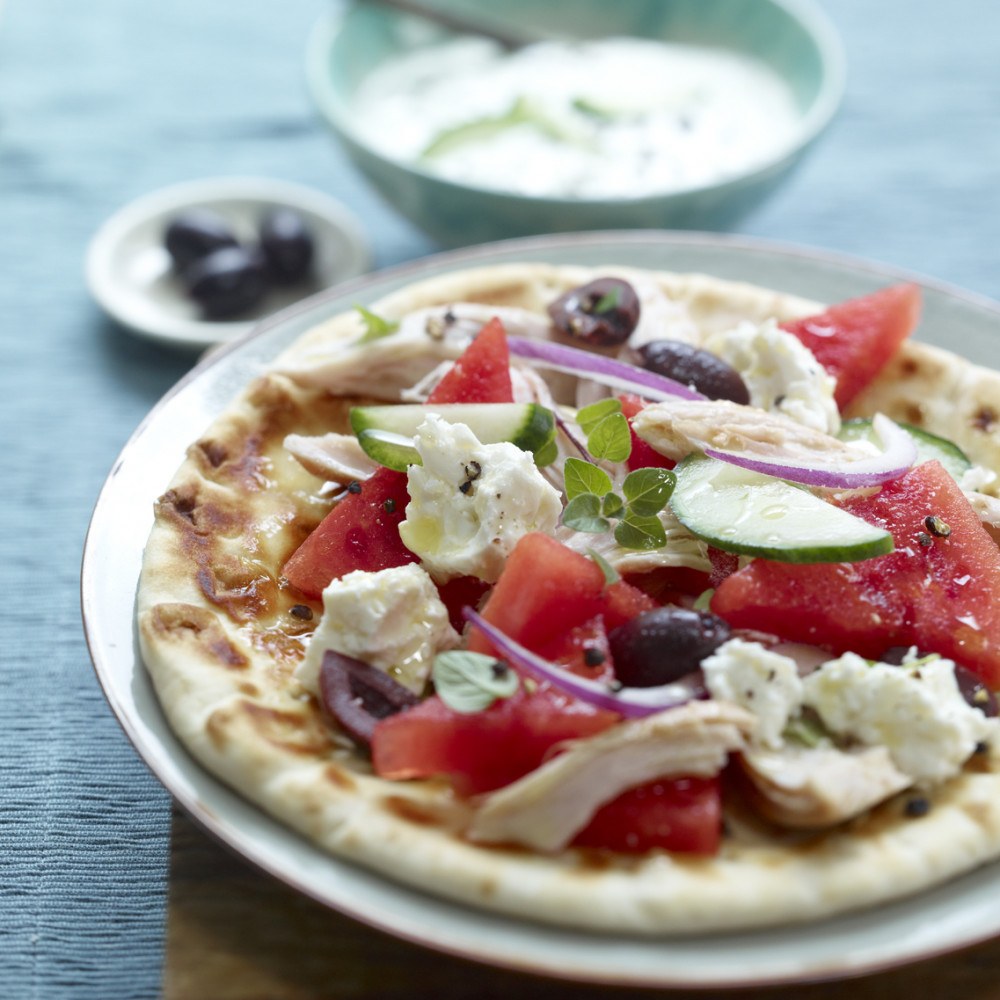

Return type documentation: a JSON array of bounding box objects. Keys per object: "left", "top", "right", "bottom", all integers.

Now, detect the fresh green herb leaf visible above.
[
  {"left": 562, "top": 493, "right": 610, "bottom": 533},
  {"left": 783, "top": 713, "right": 830, "bottom": 749},
  {"left": 533, "top": 435, "right": 559, "bottom": 468},
  {"left": 355, "top": 305, "right": 400, "bottom": 343},
  {"left": 586, "top": 411, "right": 631, "bottom": 463},
  {"left": 586, "top": 548, "right": 621, "bottom": 586},
  {"left": 433, "top": 651, "right": 519, "bottom": 714},
  {"left": 693, "top": 588, "right": 714, "bottom": 611},
  {"left": 601, "top": 492, "right": 625, "bottom": 518},
  {"left": 576, "top": 398, "right": 622, "bottom": 435},
  {"left": 592, "top": 285, "right": 622, "bottom": 314},
  {"left": 614, "top": 511, "right": 668, "bottom": 550},
  {"left": 622, "top": 467, "right": 677, "bottom": 516},
  {"left": 564, "top": 456, "right": 613, "bottom": 500}
]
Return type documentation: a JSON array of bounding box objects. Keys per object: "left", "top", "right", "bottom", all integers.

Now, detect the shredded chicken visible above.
[
  {"left": 556, "top": 509, "right": 711, "bottom": 576},
  {"left": 468, "top": 701, "right": 754, "bottom": 851},
  {"left": 966, "top": 489, "right": 1000, "bottom": 544},
  {"left": 275, "top": 303, "right": 552, "bottom": 397},
  {"left": 740, "top": 743, "right": 912, "bottom": 829},
  {"left": 631, "top": 398, "right": 864, "bottom": 464},
  {"left": 283, "top": 432, "right": 379, "bottom": 484}
]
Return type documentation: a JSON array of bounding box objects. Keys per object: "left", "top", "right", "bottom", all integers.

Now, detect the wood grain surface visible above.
[{"left": 163, "top": 808, "right": 1000, "bottom": 1000}]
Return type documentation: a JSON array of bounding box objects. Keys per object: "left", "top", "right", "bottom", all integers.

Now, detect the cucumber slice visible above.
[
  {"left": 839, "top": 418, "right": 971, "bottom": 481},
  {"left": 670, "top": 454, "right": 894, "bottom": 563},
  {"left": 351, "top": 402, "right": 556, "bottom": 472}
]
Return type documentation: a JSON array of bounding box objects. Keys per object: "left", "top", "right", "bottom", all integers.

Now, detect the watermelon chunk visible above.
[
  {"left": 711, "top": 461, "right": 1000, "bottom": 687},
  {"left": 426, "top": 315, "right": 514, "bottom": 404},
  {"left": 282, "top": 466, "right": 416, "bottom": 599},
  {"left": 781, "top": 284, "right": 921, "bottom": 410}
]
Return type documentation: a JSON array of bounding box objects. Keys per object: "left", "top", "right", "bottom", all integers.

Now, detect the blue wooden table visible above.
[{"left": 3, "top": 0, "right": 1000, "bottom": 996}]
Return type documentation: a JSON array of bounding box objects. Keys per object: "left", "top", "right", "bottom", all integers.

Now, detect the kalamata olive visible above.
[
  {"left": 164, "top": 209, "right": 239, "bottom": 271},
  {"left": 637, "top": 340, "right": 751, "bottom": 404},
  {"left": 259, "top": 208, "right": 315, "bottom": 284},
  {"left": 608, "top": 606, "right": 732, "bottom": 688},
  {"left": 547, "top": 277, "right": 641, "bottom": 346},
  {"left": 319, "top": 650, "right": 420, "bottom": 745},
  {"left": 954, "top": 665, "right": 998, "bottom": 716},
  {"left": 183, "top": 245, "right": 268, "bottom": 319}
]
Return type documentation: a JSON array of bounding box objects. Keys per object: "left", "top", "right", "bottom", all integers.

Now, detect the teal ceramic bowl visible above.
[{"left": 306, "top": 0, "right": 845, "bottom": 248}]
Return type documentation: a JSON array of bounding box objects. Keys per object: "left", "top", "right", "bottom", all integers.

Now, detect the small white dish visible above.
[{"left": 85, "top": 177, "right": 371, "bottom": 349}]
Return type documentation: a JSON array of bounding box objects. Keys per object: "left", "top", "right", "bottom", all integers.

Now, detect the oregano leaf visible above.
[
  {"left": 586, "top": 548, "right": 621, "bottom": 586},
  {"left": 601, "top": 492, "right": 625, "bottom": 518},
  {"left": 614, "top": 511, "right": 667, "bottom": 550},
  {"left": 586, "top": 411, "right": 631, "bottom": 463},
  {"left": 564, "top": 457, "right": 613, "bottom": 500},
  {"left": 355, "top": 305, "right": 400, "bottom": 343},
  {"left": 576, "top": 398, "right": 622, "bottom": 435},
  {"left": 433, "top": 651, "right": 519, "bottom": 713},
  {"left": 562, "top": 493, "right": 610, "bottom": 533},
  {"left": 622, "top": 467, "right": 676, "bottom": 516}
]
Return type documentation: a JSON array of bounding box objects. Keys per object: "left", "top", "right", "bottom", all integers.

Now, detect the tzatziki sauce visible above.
[{"left": 350, "top": 37, "right": 803, "bottom": 199}]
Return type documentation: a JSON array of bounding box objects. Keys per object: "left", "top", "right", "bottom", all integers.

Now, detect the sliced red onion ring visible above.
[
  {"left": 705, "top": 414, "right": 918, "bottom": 488},
  {"left": 508, "top": 336, "right": 706, "bottom": 402},
  {"left": 463, "top": 608, "right": 698, "bottom": 719}
]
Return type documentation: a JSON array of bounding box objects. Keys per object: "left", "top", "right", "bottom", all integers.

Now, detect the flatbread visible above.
[{"left": 137, "top": 263, "right": 1000, "bottom": 934}]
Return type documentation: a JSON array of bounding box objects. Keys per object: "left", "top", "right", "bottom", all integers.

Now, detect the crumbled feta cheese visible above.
[
  {"left": 399, "top": 413, "right": 562, "bottom": 583},
  {"left": 295, "top": 564, "right": 459, "bottom": 697},
  {"left": 704, "top": 318, "right": 840, "bottom": 434},
  {"left": 802, "top": 652, "right": 998, "bottom": 783},
  {"left": 702, "top": 638, "right": 804, "bottom": 750},
  {"left": 961, "top": 464, "right": 998, "bottom": 493}
]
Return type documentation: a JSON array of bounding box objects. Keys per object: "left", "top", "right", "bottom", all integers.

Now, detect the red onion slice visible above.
[
  {"left": 705, "top": 414, "right": 918, "bottom": 488},
  {"left": 507, "top": 336, "right": 706, "bottom": 402},
  {"left": 464, "top": 608, "right": 698, "bottom": 719}
]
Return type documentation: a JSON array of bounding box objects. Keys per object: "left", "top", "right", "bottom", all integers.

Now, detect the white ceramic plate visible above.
[
  {"left": 85, "top": 176, "right": 371, "bottom": 349},
  {"left": 82, "top": 232, "right": 1000, "bottom": 989}
]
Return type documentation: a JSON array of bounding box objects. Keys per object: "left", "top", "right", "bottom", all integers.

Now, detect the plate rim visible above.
[{"left": 82, "top": 230, "right": 1000, "bottom": 989}]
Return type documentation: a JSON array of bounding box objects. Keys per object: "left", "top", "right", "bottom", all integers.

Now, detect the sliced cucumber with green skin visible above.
[
  {"left": 839, "top": 418, "right": 971, "bottom": 481},
  {"left": 350, "top": 402, "right": 556, "bottom": 472},
  {"left": 670, "top": 453, "right": 895, "bottom": 564}
]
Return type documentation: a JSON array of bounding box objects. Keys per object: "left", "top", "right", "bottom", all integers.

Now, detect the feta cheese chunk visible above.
[
  {"left": 296, "top": 564, "right": 459, "bottom": 697},
  {"left": 702, "top": 639, "right": 804, "bottom": 750},
  {"left": 705, "top": 318, "right": 839, "bottom": 434},
  {"left": 802, "top": 652, "right": 998, "bottom": 783},
  {"left": 399, "top": 413, "right": 562, "bottom": 583}
]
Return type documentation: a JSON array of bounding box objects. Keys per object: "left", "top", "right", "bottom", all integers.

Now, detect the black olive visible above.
[
  {"left": 954, "top": 664, "right": 998, "bottom": 717},
  {"left": 547, "top": 277, "right": 641, "bottom": 347},
  {"left": 608, "top": 606, "right": 732, "bottom": 688},
  {"left": 164, "top": 209, "right": 239, "bottom": 271},
  {"left": 637, "top": 340, "right": 751, "bottom": 404},
  {"left": 319, "top": 650, "right": 420, "bottom": 745},
  {"left": 183, "top": 245, "right": 269, "bottom": 319},
  {"left": 260, "top": 208, "right": 314, "bottom": 284}
]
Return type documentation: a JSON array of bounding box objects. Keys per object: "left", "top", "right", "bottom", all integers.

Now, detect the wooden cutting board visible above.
[{"left": 162, "top": 807, "right": 1000, "bottom": 999}]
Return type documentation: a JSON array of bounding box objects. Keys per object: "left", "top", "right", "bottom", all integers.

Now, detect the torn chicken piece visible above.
[
  {"left": 468, "top": 701, "right": 754, "bottom": 852},
  {"left": 631, "top": 397, "right": 867, "bottom": 465},
  {"left": 740, "top": 743, "right": 912, "bottom": 829},
  {"left": 556, "top": 507, "right": 711, "bottom": 576},
  {"left": 283, "top": 432, "right": 379, "bottom": 485},
  {"left": 275, "top": 303, "right": 552, "bottom": 397}
]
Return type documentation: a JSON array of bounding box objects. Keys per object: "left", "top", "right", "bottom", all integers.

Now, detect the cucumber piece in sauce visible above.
[
  {"left": 351, "top": 402, "right": 556, "bottom": 472},
  {"left": 670, "top": 454, "right": 894, "bottom": 564}
]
